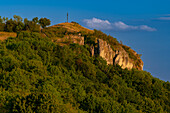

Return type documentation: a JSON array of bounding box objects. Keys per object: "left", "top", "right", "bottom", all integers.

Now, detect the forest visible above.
[{"left": 0, "top": 16, "right": 169, "bottom": 113}]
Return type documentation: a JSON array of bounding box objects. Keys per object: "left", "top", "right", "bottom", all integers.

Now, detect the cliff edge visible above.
[{"left": 42, "top": 22, "right": 143, "bottom": 70}]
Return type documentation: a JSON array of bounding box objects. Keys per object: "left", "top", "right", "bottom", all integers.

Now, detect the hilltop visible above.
[
  {"left": 52, "top": 22, "right": 94, "bottom": 33},
  {"left": 0, "top": 18, "right": 169, "bottom": 113}
]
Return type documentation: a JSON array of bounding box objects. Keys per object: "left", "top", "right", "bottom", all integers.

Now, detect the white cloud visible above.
[
  {"left": 83, "top": 18, "right": 156, "bottom": 32},
  {"left": 83, "top": 18, "right": 112, "bottom": 30}
]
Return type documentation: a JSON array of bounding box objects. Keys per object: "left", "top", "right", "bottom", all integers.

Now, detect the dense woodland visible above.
[
  {"left": 0, "top": 15, "right": 50, "bottom": 32},
  {"left": 0, "top": 16, "right": 169, "bottom": 113}
]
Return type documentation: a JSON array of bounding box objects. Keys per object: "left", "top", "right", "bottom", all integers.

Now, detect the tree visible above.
[
  {"left": 25, "top": 21, "right": 40, "bottom": 32},
  {"left": 0, "top": 16, "right": 5, "bottom": 31},
  {"left": 32, "top": 17, "right": 39, "bottom": 24},
  {"left": 2, "top": 17, "right": 8, "bottom": 23},
  {"left": 15, "top": 21, "right": 24, "bottom": 32},
  {"left": 0, "top": 16, "right": 2, "bottom": 23},
  {"left": 0, "top": 23, "right": 5, "bottom": 31},
  {"left": 5, "top": 19, "right": 15, "bottom": 32},
  {"left": 39, "top": 18, "right": 51, "bottom": 28},
  {"left": 13, "top": 15, "right": 22, "bottom": 22},
  {"left": 24, "top": 18, "right": 28, "bottom": 25}
]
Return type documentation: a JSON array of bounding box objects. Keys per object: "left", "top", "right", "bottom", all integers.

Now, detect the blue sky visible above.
[{"left": 0, "top": 0, "right": 170, "bottom": 81}]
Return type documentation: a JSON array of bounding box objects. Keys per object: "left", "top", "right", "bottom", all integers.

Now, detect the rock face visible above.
[
  {"left": 97, "top": 39, "right": 115, "bottom": 65},
  {"left": 113, "top": 50, "right": 134, "bottom": 70},
  {"left": 55, "top": 33, "right": 143, "bottom": 70},
  {"left": 95, "top": 39, "right": 143, "bottom": 70}
]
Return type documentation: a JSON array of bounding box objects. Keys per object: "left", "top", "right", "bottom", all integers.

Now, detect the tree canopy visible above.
[
  {"left": 0, "top": 31, "right": 169, "bottom": 113},
  {"left": 39, "top": 18, "right": 51, "bottom": 28},
  {"left": 0, "top": 15, "right": 51, "bottom": 32}
]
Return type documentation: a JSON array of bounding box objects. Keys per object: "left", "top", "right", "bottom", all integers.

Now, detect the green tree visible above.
[
  {"left": 25, "top": 21, "right": 40, "bottom": 32},
  {"left": 0, "top": 16, "right": 3, "bottom": 23},
  {"left": 24, "top": 18, "right": 28, "bottom": 25},
  {"left": 3, "top": 17, "right": 8, "bottom": 23},
  {"left": 32, "top": 17, "right": 39, "bottom": 24},
  {"left": 13, "top": 15, "right": 22, "bottom": 22},
  {"left": 0, "top": 16, "right": 5, "bottom": 31},
  {"left": 39, "top": 18, "right": 51, "bottom": 28},
  {"left": 5, "top": 19, "right": 15, "bottom": 32},
  {"left": 15, "top": 21, "right": 24, "bottom": 32},
  {"left": 0, "top": 23, "right": 5, "bottom": 31}
]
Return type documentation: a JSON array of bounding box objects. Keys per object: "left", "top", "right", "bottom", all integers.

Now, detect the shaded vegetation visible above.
[
  {"left": 0, "top": 15, "right": 51, "bottom": 33},
  {"left": 0, "top": 31, "right": 169, "bottom": 113}
]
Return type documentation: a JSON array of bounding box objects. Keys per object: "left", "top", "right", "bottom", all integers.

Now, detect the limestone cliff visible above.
[
  {"left": 53, "top": 33, "right": 143, "bottom": 70},
  {"left": 95, "top": 39, "right": 143, "bottom": 70},
  {"left": 44, "top": 22, "right": 143, "bottom": 70}
]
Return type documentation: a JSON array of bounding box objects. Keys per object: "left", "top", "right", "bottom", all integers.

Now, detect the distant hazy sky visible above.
[{"left": 0, "top": 0, "right": 170, "bottom": 81}]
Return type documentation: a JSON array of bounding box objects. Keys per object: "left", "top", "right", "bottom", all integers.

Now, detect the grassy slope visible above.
[
  {"left": 0, "top": 32, "right": 17, "bottom": 41},
  {"left": 53, "top": 23, "right": 94, "bottom": 34}
]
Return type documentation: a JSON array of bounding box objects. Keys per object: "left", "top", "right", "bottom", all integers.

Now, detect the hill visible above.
[
  {"left": 0, "top": 23, "right": 169, "bottom": 113},
  {"left": 42, "top": 22, "right": 143, "bottom": 70}
]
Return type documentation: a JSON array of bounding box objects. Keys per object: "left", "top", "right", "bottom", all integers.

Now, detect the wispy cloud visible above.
[
  {"left": 83, "top": 18, "right": 156, "bottom": 32},
  {"left": 139, "top": 25, "right": 157, "bottom": 31},
  {"left": 158, "top": 17, "right": 170, "bottom": 20},
  {"left": 157, "top": 14, "right": 170, "bottom": 20},
  {"left": 113, "top": 21, "right": 138, "bottom": 30}
]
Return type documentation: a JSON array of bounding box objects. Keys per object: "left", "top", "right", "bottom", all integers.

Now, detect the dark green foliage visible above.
[
  {"left": 32, "top": 17, "right": 39, "bottom": 24},
  {"left": 14, "top": 21, "right": 25, "bottom": 32},
  {"left": 5, "top": 19, "right": 16, "bottom": 32},
  {"left": 0, "top": 23, "right": 5, "bottom": 31},
  {"left": 0, "top": 16, "right": 167, "bottom": 112},
  {"left": 24, "top": 21, "right": 40, "bottom": 32},
  {"left": 0, "top": 30, "right": 169, "bottom": 113},
  {"left": 0, "top": 15, "right": 48, "bottom": 33},
  {"left": 0, "top": 16, "right": 2, "bottom": 23},
  {"left": 4, "top": 16, "right": 24, "bottom": 32},
  {"left": 39, "top": 18, "right": 51, "bottom": 28}
]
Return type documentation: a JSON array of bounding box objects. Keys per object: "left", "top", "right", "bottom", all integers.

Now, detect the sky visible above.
[{"left": 0, "top": 0, "right": 170, "bottom": 81}]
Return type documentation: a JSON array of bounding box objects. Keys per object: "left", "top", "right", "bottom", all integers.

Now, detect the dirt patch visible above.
[{"left": 0, "top": 32, "right": 17, "bottom": 41}]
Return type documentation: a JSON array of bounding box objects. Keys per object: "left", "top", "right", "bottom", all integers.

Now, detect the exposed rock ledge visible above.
[
  {"left": 55, "top": 34, "right": 143, "bottom": 70},
  {"left": 92, "top": 39, "right": 143, "bottom": 70}
]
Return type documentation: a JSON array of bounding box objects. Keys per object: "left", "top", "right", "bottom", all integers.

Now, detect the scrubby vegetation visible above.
[{"left": 0, "top": 31, "right": 169, "bottom": 113}]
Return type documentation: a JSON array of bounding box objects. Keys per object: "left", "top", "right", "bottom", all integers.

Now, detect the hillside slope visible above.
[
  {"left": 0, "top": 30, "right": 169, "bottom": 113},
  {"left": 42, "top": 22, "right": 143, "bottom": 70}
]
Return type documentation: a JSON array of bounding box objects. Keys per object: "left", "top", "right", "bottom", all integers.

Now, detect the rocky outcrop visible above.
[
  {"left": 97, "top": 39, "right": 115, "bottom": 65},
  {"left": 47, "top": 23, "right": 143, "bottom": 70},
  {"left": 113, "top": 50, "right": 134, "bottom": 70},
  {"left": 55, "top": 33, "right": 143, "bottom": 70},
  {"left": 93, "top": 39, "right": 143, "bottom": 70}
]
